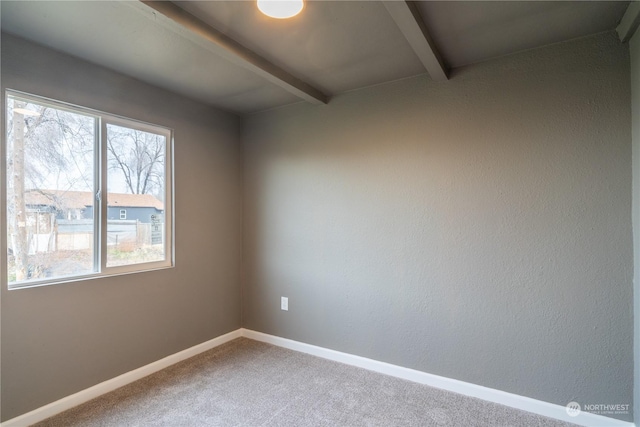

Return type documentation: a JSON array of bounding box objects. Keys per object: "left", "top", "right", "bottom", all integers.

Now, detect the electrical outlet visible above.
[{"left": 281, "top": 296, "right": 288, "bottom": 311}]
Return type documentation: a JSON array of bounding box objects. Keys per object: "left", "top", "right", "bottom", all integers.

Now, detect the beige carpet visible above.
[{"left": 33, "top": 338, "right": 578, "bottom": 426}]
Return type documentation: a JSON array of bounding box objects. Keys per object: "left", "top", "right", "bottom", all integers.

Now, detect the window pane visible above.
[
  {"left": 106, "top": 123, "right": 166, "bottom": 267},
  {"left": 6, "top": 95, "right": 96, "bottom": 284}
]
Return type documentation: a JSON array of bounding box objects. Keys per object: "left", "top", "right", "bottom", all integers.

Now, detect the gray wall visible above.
[
  {"left": 243, "top": 32, "right": 633, "bottom": 420},
  {"left": 1, "top": 34, "right": 243, "bottom": 421},
  {"left": 631, "top": 28, "right": 640, "bottom": 427}
]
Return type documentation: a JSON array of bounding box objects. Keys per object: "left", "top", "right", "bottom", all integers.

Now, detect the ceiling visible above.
[{"left": 0, "top": 1, "right": 632, "bottom": 116}]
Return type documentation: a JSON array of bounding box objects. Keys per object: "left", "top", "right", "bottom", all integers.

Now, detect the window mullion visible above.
[{"left": 100, "top": 119, "right": 108, "bottom": 273}]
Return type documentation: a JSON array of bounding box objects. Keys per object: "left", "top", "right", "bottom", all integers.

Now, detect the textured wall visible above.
[
  {"left": 1, "top": 34, "right": 242, "bottom": 421},
  {"left": 631, "top": 28, "right": 640, "bottom": 426},
  {"left": 243, "top": 32, "right": 633, "bottom": 420}
]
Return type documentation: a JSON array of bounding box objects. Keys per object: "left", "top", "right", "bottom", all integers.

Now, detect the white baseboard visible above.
[
  {"left": 241, "top": 329, "right": 635, "bottom": 427},
  {"left": 3, "top": 328, "right": 634, "bottom": 427},
  {"left": 1, "top": 329, "right": 242, "bottom": 427}
]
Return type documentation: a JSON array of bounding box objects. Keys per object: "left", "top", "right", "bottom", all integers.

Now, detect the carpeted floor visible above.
[{"left": 34, "top": 338, "right": 578, "bottom": 426}]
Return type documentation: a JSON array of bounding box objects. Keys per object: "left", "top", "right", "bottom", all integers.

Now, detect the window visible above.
[{"left": 5, "top": 91, "right": 173, "bottom": 288}]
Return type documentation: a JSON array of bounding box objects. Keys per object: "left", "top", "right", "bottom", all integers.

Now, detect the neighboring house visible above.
[
  {"left": 16, "top": 190, "right": 165, "bottom": 253},
  {"left": 23, "top": 190, "right": 164, "bottom": 223}
]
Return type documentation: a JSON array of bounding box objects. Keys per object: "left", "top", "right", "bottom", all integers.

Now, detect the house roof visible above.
[
  {"left": 107, "top": 193, "right": 164, "bottom": 210},
  {"left": 25, "top": 190, "right": 164, "bottom": 211}
]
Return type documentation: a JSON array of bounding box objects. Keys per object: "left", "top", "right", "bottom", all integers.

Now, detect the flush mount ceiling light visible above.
[{"left": 257, "top": 0, "right": 304, "bottom": 19}]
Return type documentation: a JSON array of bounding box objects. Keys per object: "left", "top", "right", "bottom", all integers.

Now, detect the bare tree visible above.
[
  {"left": 9, "top": 101, "right": 29, "bottom": 281},
  {"left": 6, "top": 98, "right": 95, "bottom": 282},
  {"left": 107, "top": 126, "right": 164, "bottom": 196}
]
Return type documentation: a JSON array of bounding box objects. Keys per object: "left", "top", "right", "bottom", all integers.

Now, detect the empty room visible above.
[{"left": 1, "top": 1, "right": 639, "bottom": 426}]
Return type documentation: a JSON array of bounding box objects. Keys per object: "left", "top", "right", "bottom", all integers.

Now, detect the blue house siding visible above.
[
  {"left": 107, "top": 206, "right": 162, "bottom": 223},
  {"left": 81, "top": 206, "right": 163, "bottom": 223}
]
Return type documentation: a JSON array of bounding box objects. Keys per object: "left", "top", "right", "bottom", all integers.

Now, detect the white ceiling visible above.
[
  {"left": 418, "top": 1, "right": 630, "bottom": 68},
  {"left": 0, "top": 1, "right": 631, "bottom": 115}
]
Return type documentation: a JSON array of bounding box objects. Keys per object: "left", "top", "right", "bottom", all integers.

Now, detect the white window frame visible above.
[
  {"left": 119, "top": 209, "right": 126, "bottom": 220},
  {"left": 4, "top": 90, "right": 174, "bottom": 289}
]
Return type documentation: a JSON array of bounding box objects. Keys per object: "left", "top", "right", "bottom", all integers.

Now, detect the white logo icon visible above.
[{"left": 566, "top": 401, "right": 581, "bottom": 417}]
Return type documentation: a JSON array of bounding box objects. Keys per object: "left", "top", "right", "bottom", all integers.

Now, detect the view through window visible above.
[{"left": 5, "top": 92, "right": 172, "bottom": 288}]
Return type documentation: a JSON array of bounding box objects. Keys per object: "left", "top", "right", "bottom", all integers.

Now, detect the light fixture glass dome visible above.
[{"left": 257, "top": 0, "right": 304, "bottom": 19}]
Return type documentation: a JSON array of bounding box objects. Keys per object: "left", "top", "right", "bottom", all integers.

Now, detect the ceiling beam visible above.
[
  {"left": 617, "top": 1, "right": 640, "bottom": 42},
  {"left": 382, "top": 1, "right": 448, "bottom": 81},
  {"left": 134, "top": 1, "right": 329, "bottom": 105}
]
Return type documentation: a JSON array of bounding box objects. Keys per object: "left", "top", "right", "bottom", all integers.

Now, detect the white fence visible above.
[{"left": 9, "top": 219, "right": 160, "bottom": 254}]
